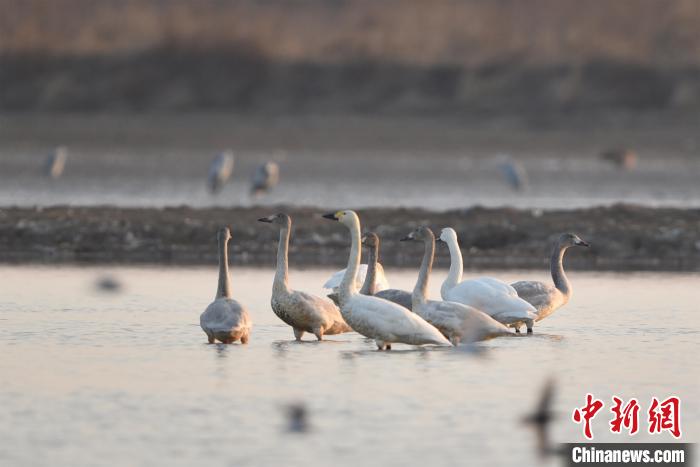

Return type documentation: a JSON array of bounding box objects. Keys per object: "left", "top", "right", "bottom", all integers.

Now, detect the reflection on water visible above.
[{"left": 0, "top": 266, "right": 698, "bottom": 467}]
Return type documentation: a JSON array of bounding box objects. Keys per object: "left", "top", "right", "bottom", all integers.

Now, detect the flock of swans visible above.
[{"left": 200, "top": 210, "right": 590, "bottom": 349}]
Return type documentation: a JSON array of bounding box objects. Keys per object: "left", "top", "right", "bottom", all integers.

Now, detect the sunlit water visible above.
[{"left": 1, "top": 266, "right": 698, "bottom": 467}]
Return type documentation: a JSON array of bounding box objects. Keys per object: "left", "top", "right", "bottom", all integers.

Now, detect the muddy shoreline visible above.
[{"left": 1, "top": 205, "right": 698, "bottom": 271}]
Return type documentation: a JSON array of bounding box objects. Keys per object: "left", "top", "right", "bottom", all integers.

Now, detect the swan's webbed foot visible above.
[
  {"left": 313, "top": 328, "right": 324, "bottom": 341},
  {"left": 293, "top": 328, "right": 305, "bottom": 341},
  {"left": 527, "top": 328, "right": 533, "bottom": 334}
]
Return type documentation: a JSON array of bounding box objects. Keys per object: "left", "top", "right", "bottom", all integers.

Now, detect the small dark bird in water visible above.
[
  {"left": 207, "top": 150, "right": 235, "bottom": 194},
  {"left": 286, "top": 402, "right": 309, "bottom": 433},
  {"left": 250, "top": 161, "right": 279, "bottom": 196},
  {"left": 600, "top": 148, "right": 637, "bottom": 170},
  {"left": 96, "top": 275, "right": 122, "bottom": 293},
  {"left": 45, "top": 146, "right": 68, "bottom": 179},
  {"left": 522, "top": 377, "right": 562, "bottom": 458}
]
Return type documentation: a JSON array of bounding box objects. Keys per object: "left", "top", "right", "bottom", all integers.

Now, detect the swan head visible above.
[
  {"left": 559, "top": 233, "right": 590, "bottom": 248},
  {"left": 322, "top": 210, "right": 359, "bottom": 226},
  {"left": 437, "top": 227, "right": 458, "bottom": 245},
  {"left": 217, "top": 226, "right": 232, "bottom": 243},
  {"left": 258, "top": 212, "right": 291, "bottom": 226},
  {"left": 361, "top": 232, "right": 379, "bottom": 247},
  {"left": 400, "top": 226, "right": 435, "bottom": 242}
]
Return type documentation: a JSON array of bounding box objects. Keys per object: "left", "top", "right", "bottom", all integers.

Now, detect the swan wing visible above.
[
  {"left": 344, "top": 294, "right": 449, "bottom": 346},
  {"left": 200, "top": 298, "right": 250, "bottom": 332},
  {"left": 289, "top": 290, "right": 351, "bottom": 332},
  {"left": 323, "top": 264, "right": 369, "bottom": 290},
  {"left": 374, "top": 288, "right": 413, "bottom": 310},
  {"left": 444, "top": 279, "right": 536, "bottom": 324},
  {"left": 511, "top": 280, "right": 555, "bottom": 310},
  {"left": 473, "top": 276, "right": 518, "bottom": 296},
  {"left": 422, "top": 300, "right": 510, "bottom": 341}
]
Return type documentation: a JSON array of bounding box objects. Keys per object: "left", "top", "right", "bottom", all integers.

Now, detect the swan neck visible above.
[
  {"left": 551, "top": 243, "right": 571, "bottom": 297},
  {"left": 359, "top": 242, "right": 378, "bottom": 295},
  {"left": 339, "top": 218, "right": 361, "bottom": 298},
  {"left": 273, "top": 224, "right": 291, "bottom": 294},
  {"left": 216, "top": 236, "right": 232, "bottom": 299},
  {"left": 444, "top": 237, "right": 463, "bottom": 289},
  {"left": 413, "top": 236, "right": 434, "bottom": 306}
]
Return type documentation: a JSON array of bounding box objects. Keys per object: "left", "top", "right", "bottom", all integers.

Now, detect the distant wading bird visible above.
[
  {"left": 200, "top": 227, "right": 252, "bottom": 344},
  {"left": 497, "top": 155, "right": 529, "bottom": 191},
  {"left": 258, "top": 213, "right": 352, "bottom": 341},
  {"left": 45, "top": 146, "right": 68, "bottom": 179},
  {"left": 250, "top": 161, "right": 279, "bottom": 196},
  {"left": 600, "top": 148, "right": 637, "bottom": 170},
  {"left": 438, "top": 228, "right": 537, "bottom": 330},
  {"left": 207, "top": 150, "right": 235, "bottom": 193},
  {"left": 401, "top": 226, "right": 511, "bottom": 345},
  {"left": 322, "top": 210, "right": 450, "bottom": 350},
  {"left": 510, "top": 233, "right": 590, "bottom": 332}
]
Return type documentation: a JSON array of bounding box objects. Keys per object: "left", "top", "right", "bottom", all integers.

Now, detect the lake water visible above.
[{"left": 0, "top": 266, "right": 697, "bottom": 467}]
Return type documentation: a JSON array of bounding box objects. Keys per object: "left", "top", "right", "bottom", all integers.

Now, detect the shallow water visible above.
[{"left": 0, "top": 266, "right": 698, "bottom": 467}]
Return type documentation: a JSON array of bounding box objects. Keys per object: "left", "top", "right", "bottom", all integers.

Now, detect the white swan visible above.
[
  {"left": 511, "top": 233, "right": 590, "bottom": 332},
  {"left": 438, "top": 227, "right": 536, "bottom": 327},
  {"left": 359, "top": 232, "right": 412, "bottom": 310},
  {"left": 200, "top": 227, "right": 252, "bottom": 343},
  {"left": 401, "top": 226, "right": 511, "bottom": 345},
  {"left": 323, "top": 210, "right": 450, "bottom": 350},
  {"left": 258, "top": 213, "right": 352, "bottom": 340}
]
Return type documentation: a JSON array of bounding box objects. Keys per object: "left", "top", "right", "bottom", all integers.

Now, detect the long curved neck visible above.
[
  {"left": 216, "top": 237, "right": 232, "bottom": 299},
  {"left": 551, "top": 243, "right": 571, "bottom": 297},
  {"left": 273, "top": 223, "right": 291, "bottom": 295},
  {"left": 339, "top": 219, "right": 361, "bottom": 299},
  {"left": 359, "top": 242, "right": 378, "bottom": 295},
  {"left": 413, "top": 236, "right": 435, "bottom": 307},
  {"left": 443, "top": 237, "right": 463, "bottom": 290}
]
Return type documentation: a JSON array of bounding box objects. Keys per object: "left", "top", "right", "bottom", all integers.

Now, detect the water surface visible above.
[{"left": 0, "top": 267, "right": 697, "bottom": 466}]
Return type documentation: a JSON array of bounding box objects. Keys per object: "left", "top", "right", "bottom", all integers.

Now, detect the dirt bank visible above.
[{"left": 1, "top": 205, "right": 698, "bottom": 271}]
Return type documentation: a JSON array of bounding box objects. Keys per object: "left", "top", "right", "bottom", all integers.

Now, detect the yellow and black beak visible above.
[{"left": 322, "top": 212, "right": 339, "bottom": 221}]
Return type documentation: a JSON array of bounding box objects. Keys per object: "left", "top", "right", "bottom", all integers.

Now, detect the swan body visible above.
[
  {"left": 359, "top": 232, "right": 412, "bottom": 309},
  {"left": 438, "top": 228, "right": 536, "bottom": 327},
  {"left": 259, "top": 213, "right": 351, "bottom": 340},
  {"left": 323, "top": 210, "right": 450, "bottom": 350},
  {"left": 402, "top": 226, "right": 511, "bottom": 345},
  {"left": 323, "top": 263, "right": 389, "bottom": 292},
  {"left": 200, "top": 227, "right": 252, "bottom": 343},
  {"left": 511, "top": 233, "right": 590, "bottom": 330},
  {"left": 207, "top": 150, "right": 235, "bottom": 193}
]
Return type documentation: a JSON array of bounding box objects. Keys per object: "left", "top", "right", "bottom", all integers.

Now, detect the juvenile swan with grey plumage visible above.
[
  {"left": 259, "top": 213, "right": 352, "bottom": 340},
  {"left": 511, "top": 233, "right": 590, "bottom": 332},
  {"left": 200, "top": 227, "right": 252, "bottom": 343},
  {"left": 438, "top": 227, "right": 537, "bottom": 328},
  {"left": 401, "top": 226, "right": 511, "bottom": 345},
  {"left": 359, "top": 232, "right": 412, "bottom": 309},
  {"left": 323, "top": 210, "right": 450, "bottom": 350}
]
